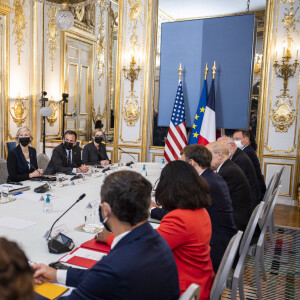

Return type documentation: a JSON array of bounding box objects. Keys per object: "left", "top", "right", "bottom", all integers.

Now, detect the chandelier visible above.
[{"left": 35, "top": 0, "right": 97, "bottom": 31}]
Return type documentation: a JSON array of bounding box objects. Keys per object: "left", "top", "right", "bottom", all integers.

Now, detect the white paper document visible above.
[
  {"left": 60, "top": 248, "right": 106, "bottom": 263},
  {"left": 0, "top": 217, "right": 37, "bottom": 230}
]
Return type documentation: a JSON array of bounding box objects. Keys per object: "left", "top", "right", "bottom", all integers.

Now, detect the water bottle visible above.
[
  {"left": 142, "top": 164, "right": 147, "bottom": 177},
  {"left": 161, "top": 158, "right": 166, "bottom": 169},
  {"left": 43, "top": 194, "right": 53, "bottom": 213}
]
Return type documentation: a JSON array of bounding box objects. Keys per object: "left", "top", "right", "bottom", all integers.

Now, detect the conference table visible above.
[{"left": 0, "top": 163, "right": 162, "bottom": 265}]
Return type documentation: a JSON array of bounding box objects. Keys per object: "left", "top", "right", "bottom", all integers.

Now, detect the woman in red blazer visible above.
[{"left": 155, "top": 160, "right": 215, "bottom": 300}]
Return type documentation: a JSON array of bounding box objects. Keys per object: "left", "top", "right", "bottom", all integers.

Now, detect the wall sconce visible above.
[
  {"left": 271, "top": 46, "right": 298, "bottom": 133},
  {"left": 273, "top": 47, "right": 298, "bottom": 93},
  {"left": 10, "top": 93, "right": 29, "bottom": 127},
  {"left": 122, "top": 55, "right": 141, "bottom": 92}
]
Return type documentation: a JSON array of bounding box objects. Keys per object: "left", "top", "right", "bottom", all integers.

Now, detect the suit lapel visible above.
[{"left": 17, "top": 145, "right": 29, "bottom": 170}]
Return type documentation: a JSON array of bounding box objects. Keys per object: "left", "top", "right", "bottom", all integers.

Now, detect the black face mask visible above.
[
  {"left": 64, "top": 141, "right": 73, "bottom": 150},
  {"left": 19, "top": 137, "right": 30, "bottom": 147},
  {"left": 95, "top": 136, "right": 103, "bottom": 144},
  {"left": 99, "top": 204, "right": 112, "bottom": 232}
]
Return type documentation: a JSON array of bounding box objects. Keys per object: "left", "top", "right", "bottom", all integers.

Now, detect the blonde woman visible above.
[{"left": 7, "top": 126, "right": 43, "bottom": 182}]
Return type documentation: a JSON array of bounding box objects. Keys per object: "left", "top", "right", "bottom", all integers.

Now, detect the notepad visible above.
[
  {"left": 81, "top": 238, "right": 111, "bottom": 253},
  {"left": 34, "top": 282, "right": 68, "bottom": 300}
]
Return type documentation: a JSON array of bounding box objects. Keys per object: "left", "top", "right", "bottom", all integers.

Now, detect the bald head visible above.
[
  {"left": 217, "top": 136, "right": 237, "bottom": 157},
  {"left": 206, "top": 142, "right": 230, "bottom": 170}
]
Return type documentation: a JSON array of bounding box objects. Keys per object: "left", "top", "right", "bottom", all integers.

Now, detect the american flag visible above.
[{"left": 164, "top": 80, "right": 187, "bottom": 162}]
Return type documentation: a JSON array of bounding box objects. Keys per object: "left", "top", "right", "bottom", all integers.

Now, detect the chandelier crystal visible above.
[
  {"left": 55, "top": 8, "right": 74, "bottom": 31},
  {"left": 34, "top": 0, "right": 97, "bottom": 31}
]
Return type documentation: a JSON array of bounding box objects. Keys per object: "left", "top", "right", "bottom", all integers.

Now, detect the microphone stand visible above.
[
  {"left": 118, "top": 147, "right": 136, "bottom": 163},
  {"left": 47, "top": 193, "right": 86, "bottom": 254}
]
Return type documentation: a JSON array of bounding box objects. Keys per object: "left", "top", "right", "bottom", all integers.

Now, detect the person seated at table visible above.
[
  {"left": 7, "top": 126, "right": 43, "bottom": 182},
  {"left": 44, "top": 130, "right": 88, "bottom": 175},
  {"left": 98, "top": 161, "right": 214, "bottom": 299},
  {"left": 33, "top": 170, "right": 180, "bottom": 300},
  {"left": 82, "top": 129, "right": 109, "bottom": 166},
  {"left": 0, "top": 237, "right": 34, "bottom": 300}
]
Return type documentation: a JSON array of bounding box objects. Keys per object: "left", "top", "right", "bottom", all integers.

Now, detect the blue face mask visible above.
[{"left": 99, "top": 204, "right": 112, "bottom": 232}]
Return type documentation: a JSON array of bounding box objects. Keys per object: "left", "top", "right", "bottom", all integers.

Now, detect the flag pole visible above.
[
  {"left": 204, "top": 63, "right": 209, "bottom": 80},
  {"left": 212, "top": 61, "right": 216, "bottom": 79},
  {"left": 178, "top": 63, "right": 182, "bottom": 81}
]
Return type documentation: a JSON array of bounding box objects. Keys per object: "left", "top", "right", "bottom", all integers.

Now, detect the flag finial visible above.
[
  {"left": 178, "top": 63, "right": 182, "bottom": 81},
  {"left": 212, "top": 61, "right": 216, "bottom": 79},
  {"left": 204, "top": 63, "right": 209, "bottom": 80}
]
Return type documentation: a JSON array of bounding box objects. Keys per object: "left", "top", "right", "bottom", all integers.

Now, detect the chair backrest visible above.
[
  {"left": 179, "top": 283, "right": 201, "bottom": 300},
  {"left": 37, "top": 153, "right": 50, "bottom": 170},
  {"left": 273, "top": 166, "right": 284, "bottom": 190},
  {"left": 256, "top": 186, "right": 281, "bottom": 249},
  {"left": 209, "top": 231, "right": 243, "bottom": 300},
  {"left": 5, "top": 141, "right": 17, "bottom": 157},
  {"left": 234, "top": 202, "right": 265, "bottom": 280},
  {"left": 76, "top": 141, "right": 82, "bottom": 148},
  {"left": 262, "top": 172, "right": 278, "bottom": 203},
  {"left": 0, "top": 159, "right": 8, "bottom": 184}
]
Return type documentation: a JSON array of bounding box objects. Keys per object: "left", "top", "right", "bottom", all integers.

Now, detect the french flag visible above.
[{"left": 198, "top": 78, "right": 216, "bottom": 146}]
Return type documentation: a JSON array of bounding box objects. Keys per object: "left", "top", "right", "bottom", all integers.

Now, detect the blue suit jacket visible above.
[
  {"left": 62, "top": 222, "right": 180, "bottom": 300},
  {"left": 7, "top": 145, "right": 37, "bottom": 182}
]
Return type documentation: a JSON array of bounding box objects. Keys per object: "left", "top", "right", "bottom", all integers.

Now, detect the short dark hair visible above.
[
  {"left": 181, "top": 144, "right": 212, "bottom": 169},
  {"left": 63, "top": 130, "right": 77, "bottom": 140},
  {"left": 0, "top": 238, "right": 33, "bottom": 300},
  {"left": 155, "top": 160, "right": 211, "bottom": 210},
  {"left": 101, "top": 170, "right": 152, "bottom": 226},
  {"left": 234, "top": 129, "right": 250, "bottom": 139}
]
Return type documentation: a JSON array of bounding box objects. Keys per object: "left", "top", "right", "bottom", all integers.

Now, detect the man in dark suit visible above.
[
  {"left": 44, "top": 130, "right": 88, "bottom": 175},
  {"left": 206, "top": 142, "right": 251, "bottom": 232},
  {"left": 33, "top": 170, "right": 180, "bottom": 300},
  {"left": 233, "top": 130, "right": 266, "bottom": 198},
  {"left": 218, "top": 136, "right": 261, "bottom": 210}
]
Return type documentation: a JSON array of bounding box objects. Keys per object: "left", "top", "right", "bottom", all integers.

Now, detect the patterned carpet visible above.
[{"left": 221, "top": 226, "right": 300, "bottom": 299}]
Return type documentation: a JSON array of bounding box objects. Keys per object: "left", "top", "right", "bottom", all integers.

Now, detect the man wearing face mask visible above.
[
  {"left": 7, "top": 126, "right": 43, "bottom": 182},
  {"left": 44, "top": 130, "right": 88, "bottom": 175},
  {"left": 233, "top": 130, "right": 266, "bottom": 198},
  {"left": 82, "top": 129, "right": 109, "bottom": 166},
  {"left": 33, "top": 171, "right": 180, "bottom": 300},
  {"left": 217, "top": 136, "right": 261, "bottom": 210}
]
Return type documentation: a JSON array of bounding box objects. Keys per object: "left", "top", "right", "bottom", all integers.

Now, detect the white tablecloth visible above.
[{"left": 0, "top": 163, "right": 162, "bottom": 264}]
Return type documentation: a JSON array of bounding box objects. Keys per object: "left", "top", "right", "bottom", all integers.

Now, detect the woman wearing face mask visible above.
[
  {"left": 82, "top": 129, "right": 109, "bottom": 166},
  {"left": 7, "top": 126, "right": 43, "bottom": 182}
]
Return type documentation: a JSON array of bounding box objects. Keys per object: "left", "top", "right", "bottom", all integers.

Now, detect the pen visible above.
[{"left": 14, "top": 192, "right": 23, "bottom": 196}]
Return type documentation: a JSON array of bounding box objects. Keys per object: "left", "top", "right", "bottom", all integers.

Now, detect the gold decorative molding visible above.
[
  {"left": 123, "top": 91, "right": 140, "bottom": 126},
  {"left": 96, "top": 0, "right": 108, "bottom": 85},
  {"left": 46, "top": 100, "right": 59, "bottom": 126},
  {"left": 9, "top": 94, "right": 28, "bottom": 127},
  {"left": 47, "top": 6, "right": 58, "bottom": 72},
  {"left": 12, "top": 0, "right": 27, "bottom": 65},
  {"left": 265, "top": 143, "right": 296, "bottom": 153},
  {"left": 0, "top": 0, "right": 13, "bottom": 15},
  {"left": 263, "top": 161, "right": 294, "bottom": 197},
  {"left": 92, "top": 104, "right": 107, "bottom": 124}
]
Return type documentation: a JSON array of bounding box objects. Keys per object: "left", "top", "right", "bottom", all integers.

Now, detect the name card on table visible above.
[
  {"left": 87, "top": 199, "right": 101, "bottom": 209},
  {"left": 44, "top": 224, "right": 69, "bottom": 240}
]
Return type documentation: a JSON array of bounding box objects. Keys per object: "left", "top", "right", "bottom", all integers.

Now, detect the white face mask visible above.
[{"left": 234, "top": 140, "right": 243, "bottom": 149}]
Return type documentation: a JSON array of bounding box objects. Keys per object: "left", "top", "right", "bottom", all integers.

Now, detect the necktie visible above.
[{"left": 67, "top": 150, "right": 71, "bottom": 166}]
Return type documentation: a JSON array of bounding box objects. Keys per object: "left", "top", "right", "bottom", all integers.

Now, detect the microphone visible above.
[
  {"left": 47, "top": 193, "right": 86, "bottom": 254},
  {"left": 118, "top": 147, "right": 136, "bottom": 163},
  {"left": 102, "top": 166, "right": 111, "bottom": 173},
  {"left": 27, "top": 161, "right": 42, "bottom": 176}
]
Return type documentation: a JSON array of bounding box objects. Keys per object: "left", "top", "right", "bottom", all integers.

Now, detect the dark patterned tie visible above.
[{"left": 67, "top": 150, "right": 71, "bottom": 167}]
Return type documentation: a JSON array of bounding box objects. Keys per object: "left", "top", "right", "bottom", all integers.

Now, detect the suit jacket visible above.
[
  {"left": 243, "top": 145, "right": 266, "bottom": 198},
  {"left": 157, "top": 209, "right": 214, "bottom": 300},
  {"left": 231, "top": 148, "right": 261, "bottom": 209},
  {"left": 202, "top": 169, "right": 237, "bottom": 272},
  {"left": 7, "top": 145, "right": 38, "bottom": 182},
  {"left": 218, "top": 159, "right": 251, "bottom": 231},
  {"left": 82, "top": 142, "right": 109, "bottom": 165},
  {"left": 62, "top": 222, "right": 179, "bottom": 300},
  {"left": 44, "top": 143, "right": 82, "bottom": 175}
]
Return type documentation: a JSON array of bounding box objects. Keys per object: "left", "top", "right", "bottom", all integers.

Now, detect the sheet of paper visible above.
[
  {"left": 0, "top": 217, "right": 37, "bottom": 230},
  {"left": 60, "top": 247, "right": 106, "bottom": 263}
]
